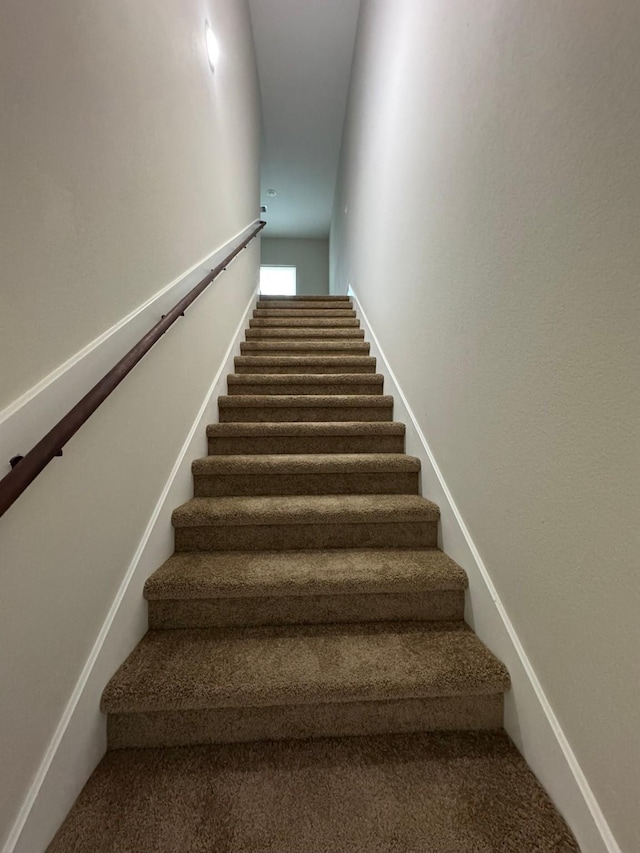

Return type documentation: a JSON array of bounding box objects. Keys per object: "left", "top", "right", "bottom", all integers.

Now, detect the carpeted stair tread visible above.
[
  {"left": 259, "top": 294, "right": 352, "bottom": 301},
  {"left": 206, "top": 421, "right": 406, "bottom": 455},
  {"left": 192, "top": 453, "right": 420, "bottom": 476},
  {"left": 218, "top": 394, "right": 394, "bottom": 423},
  {"left": 240, "top": 340, "right": 370, "bottom": 353},
  {"left": 206, "top": 422, "right": 405, "bottom": 438},
  {"left": 172, "top": 494, "right": 439, "bottom": 528},
  {"left": 218, "top": 394, "right": 392, "bottom": 409},
  {"left": 245, "top": 327, "right": 365, "bottom": 339},
  {"left": 235, "top": 355, "right": 375, "bottom": 367},
  {"left": 226, "top": 373, "right": 384, "bottom": 395},
  {"left": 228, "top": 372, "right": 383, "bottom": 385},
  {"left": 234, "top": 355, "right": 377, "bottom": 374},
  {"left": 47, "top": 732, "right": 579, "bottom": 853},
  {"left": 218, "top": 396, "right": 394, "bottom": 424},
  {"left": 249, "top": 317, "right": 360, "bottom": 328},
  {"left": 253, "top": 309, "right": 356, "bottom": 318},
  {"left": 101, "top": 621, "right": 509, "bottom": 714},
  {"left": 145, "top": 549, "right": 467, "bottom": 600},
  {"left": 191, "top": 453, "right": 420, "bottom": 497},
  {"left": 256, "top": 299, "right": 353, "bottom": 311}
]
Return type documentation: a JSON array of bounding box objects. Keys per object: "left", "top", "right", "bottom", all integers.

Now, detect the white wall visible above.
[
  {"left": 331, "top": 2, "right": 640, "bottom": 851},
  {"left": 249, "top": 0, "right": 361, "bottom": 238},
  {"left": 261, "top": 238, "right": 329, "bottom": 294},
  {"left": 0, "top": 1, "right": 260, "bottom": 849}
]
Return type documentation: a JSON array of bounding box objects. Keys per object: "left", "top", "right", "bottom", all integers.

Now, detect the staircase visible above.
[{"left": 49, "top": 295, "right": 578, "bottom": 851}]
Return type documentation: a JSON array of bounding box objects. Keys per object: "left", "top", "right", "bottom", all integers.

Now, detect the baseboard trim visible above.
[
  {"left": 349, "top": 285, "right": 620, "bottom": 853},
  {"left": 4, "top": 284, "right": 259, "bottom": 853}
]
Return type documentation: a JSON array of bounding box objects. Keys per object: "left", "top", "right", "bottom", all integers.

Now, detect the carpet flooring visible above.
[
  {"left": 48, "top": 732, "right": 579, "bottom": 853},
  {"left": 48, "top": 294, "right": 578, "bottom": 850}
]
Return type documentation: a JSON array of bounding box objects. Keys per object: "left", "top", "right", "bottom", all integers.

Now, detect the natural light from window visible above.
[{"left": 259, "top": 265, "right": 296, "bottom": 296}]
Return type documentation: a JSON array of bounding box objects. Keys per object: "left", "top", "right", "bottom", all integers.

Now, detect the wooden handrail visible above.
[{"left": 0, "top": 221, "right": 266, "bottom": 519}]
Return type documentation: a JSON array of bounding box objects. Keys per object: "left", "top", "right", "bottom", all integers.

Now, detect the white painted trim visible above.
[
  {"left": 349, "top": 284, "right": 620, "bottom": 853},
  {"left": 4, "top": 267, "right": 260, "bottom": 853},
  {"left": 0, "top": 220, "right": 261, "bottom": 473}
]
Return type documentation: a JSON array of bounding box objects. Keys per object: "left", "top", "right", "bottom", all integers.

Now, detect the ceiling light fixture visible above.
[{"left": 205, "top": 22, "right": 220, "bottom": 72}]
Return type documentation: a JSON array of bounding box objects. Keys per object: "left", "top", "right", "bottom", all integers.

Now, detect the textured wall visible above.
[
  {"left": 331, "top": 1, "right": 640, "bottom": 850},
  {"left": 262, "top": 238, "right": 330, "bottom": 294},
  {"left": 0, "top": 1, "right": 260, "bottom": 847}
]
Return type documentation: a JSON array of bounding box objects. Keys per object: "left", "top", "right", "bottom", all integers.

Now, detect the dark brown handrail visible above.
[{"left": 0, "top": 221, "right": 265, "bottom": 519}]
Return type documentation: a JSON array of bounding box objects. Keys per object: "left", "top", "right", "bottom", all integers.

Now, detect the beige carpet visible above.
[
  {"left": 49, "top": 294, "right": 578, "bottom": 849},
  {"left": 48, "top": 732, "right": 579, "bottom": 852}
]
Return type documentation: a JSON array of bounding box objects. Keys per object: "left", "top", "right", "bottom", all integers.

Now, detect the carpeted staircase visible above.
[{"left": 49, "top": 295, "right": 579, "bottom": 851}]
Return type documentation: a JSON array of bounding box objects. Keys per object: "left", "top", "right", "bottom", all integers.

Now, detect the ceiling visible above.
[{"left": 248, "top": 0, "right": 361, "bottom": 239}]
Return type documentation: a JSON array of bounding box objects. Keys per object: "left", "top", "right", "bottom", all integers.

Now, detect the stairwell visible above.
[{"left": 50, "top": 295, "right": 578, "bottom": 851}]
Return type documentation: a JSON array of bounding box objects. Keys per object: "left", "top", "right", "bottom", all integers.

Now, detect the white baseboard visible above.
[
  {"left": 4, "top": 270, "right": 260, "bottom": 853},
  {"left": 349, "top": 285, "right": 620, "bottom": 853}
]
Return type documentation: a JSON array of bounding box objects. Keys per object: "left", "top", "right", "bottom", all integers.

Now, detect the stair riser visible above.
[
  {"left": 234, "top": 363, "right": 377, "bottom": 375},
  {"left": 193, "top": 472, "right": 419, "bottom": 497},
  {"left": 226, "top": 382, "right": 384, "bottom": 396},
  {"left": 174, "top": 521, "right": 437, "bottom": 551},
  {"left": 245, "top": 329, "right": 365, "bottom": 339},
  {"left": 107, "top": 694, "right": 503, "bottom": 749},
  {"left": 148, "top": 591, "right": 465, "bottom": 629},
  {"left": 207, "top": 435, "right": 405, "bottom": 455},
  {"left": 219, "top": 406, "right": 393, "bottom": 423},
  {"left": 249, "top": 318, "right": 360, "bottom": 328}
]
